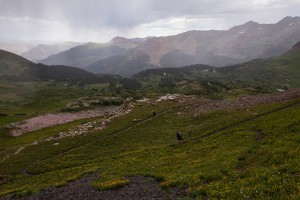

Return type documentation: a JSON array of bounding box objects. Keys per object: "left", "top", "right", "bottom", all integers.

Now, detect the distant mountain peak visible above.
[
  {"left": 277, "top": 16, "right": 300, "bottom": 25},
  {"left": 108, "top": 36, "right": 138, "bottom": 49},
  {"left": 229, "top": 20, "right": 260, "bottom": 31},
  {"left": 110, "top": 36, "right": 129, "bottom": 43},
  {"left": 20, "top": 42, "right": 82, "bottom": 62},
  {"left": 292, "top": 41, "right": 300, "bottom": 48},
  {"left": 130, "top": 36, "right": 155, "bottom": 43},
  {"left": 244, "top": 20, "right": 259, "bottom": 25}
]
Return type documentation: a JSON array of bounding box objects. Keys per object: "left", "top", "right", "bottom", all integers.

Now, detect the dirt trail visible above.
[{"left": 0, "top": 147, "right": 25, "bottom": 164}]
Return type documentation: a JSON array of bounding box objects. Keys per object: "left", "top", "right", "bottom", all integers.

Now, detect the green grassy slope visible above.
[
  {"left": 0, "top": 49, "right": 112, "bottom": 84},
  {"left": 0, "top": 82, "right": 97, "bottom": 130},
  {"left": 276, "top": 42, "right": 300, "bottom": 86},
  {"left": 218, "top": 50, "right": 300, "bottom": 91},
  {"left": 0, "top": 50, "right": 32, "bottom": 76},
  {"left": 0, "top": 97, "right": 299, "bottom": 199}
]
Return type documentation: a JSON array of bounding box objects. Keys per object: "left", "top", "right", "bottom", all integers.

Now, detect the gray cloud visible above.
[{"left": 0, "top": 0, "right": 300, "bottom": 42}]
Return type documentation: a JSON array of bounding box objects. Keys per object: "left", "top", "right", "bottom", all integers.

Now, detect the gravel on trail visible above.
[{"left": 1, "top": 173, "right": 187, "bottom": 200}]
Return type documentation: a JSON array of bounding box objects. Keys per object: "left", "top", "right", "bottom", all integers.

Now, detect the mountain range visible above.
[
  {"left": 0, "top": 41, "right": 36, "bottom": 55},
  {"left": 20, "top": 42, "right": 82, "bottom": 62},
  {"left": 0, "top": 49, "right": 104, "bottom": 83},
  {"left": 39, "top": 37, "right": 139, "bottom": 68},
  {"left": 36, "top": 16, "right": 300, "bottom": 76},
  {"left": 134, "top": 40, "right": 300, "bottom": 92},
  {"left": 0, "top": 36, "right": 299, "bottom": 97}
]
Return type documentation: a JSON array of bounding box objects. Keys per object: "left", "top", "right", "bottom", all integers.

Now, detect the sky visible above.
[{"left": 0, "top": 0, "right": 300, "bottom": 43}]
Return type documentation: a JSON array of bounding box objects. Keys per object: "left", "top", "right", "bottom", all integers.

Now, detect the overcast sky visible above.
[{"left": 0, "top": 0, "right": 300, "bottom": 43}]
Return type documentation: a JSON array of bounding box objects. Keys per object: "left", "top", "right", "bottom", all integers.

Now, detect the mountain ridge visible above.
[
  {"left": 39, "top": 43, "right": 129, "bottom": 68},
  {"left": 20, "top": 42, "right": 82, "bottom": 62},
  {"left": 31, "top": 16, "right": 300, "bottom": 76},
  {"left": 85, "top": 16, "right": 300, "bottom": 76},
  {"left": 39, "top": 37, "right": 138, "bottom": 68},
  {"left": 0, "top": 49, "right": 106, "bottom": 83}
]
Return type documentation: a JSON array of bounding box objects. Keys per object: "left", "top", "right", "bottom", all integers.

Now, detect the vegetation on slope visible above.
[
  {"left": 0, "top": 50, "right": 32, "bottom": 76},
  {"left": 134, "top": 43, "right": 300, "bottom": 96},
  {"left": 0, "top": 39, "right": 300, "bottom": 199},
  {"left": 0, "top": 94, "right": 299, "bottom": 199},
  {"left": 0, "top": 49, "right": 108, "bottom": 84}
]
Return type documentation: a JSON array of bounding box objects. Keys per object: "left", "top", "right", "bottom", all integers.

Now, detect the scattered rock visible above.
[
  {"left": 102, "top": 119, "right": 111, "bottom": 126},
  {"left": 136, "top": 98, "right": 150, "bottom": 103},
  {"left": 156, "top": 94, "right": 180, "bottom": 102},
  {"left": 190, "top": 89, "right": 300, "bottom": 115}
]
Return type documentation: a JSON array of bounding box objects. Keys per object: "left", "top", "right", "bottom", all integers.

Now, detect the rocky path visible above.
[{"left": 1, "top": 174, "right": 186, "bottom": 200}]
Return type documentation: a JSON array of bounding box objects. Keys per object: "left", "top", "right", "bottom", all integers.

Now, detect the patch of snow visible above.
[
  {"left": 277, "top": 89, "right": 284, "bottom": 92},
  {"left": 258, "top": 27, "right": 263, "bottom": 30},
  {"left": 136, "top": 98, "right": 150, "bottom": 103},
  {"left": 156, "top": 94, "right": 180, "bottom": 102},
  {"left": 289, "top": 23, "right": 293, "bottom": 26}
]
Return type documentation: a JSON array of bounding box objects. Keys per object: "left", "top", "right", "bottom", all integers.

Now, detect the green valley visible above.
[{"left": 0, "top": 31, "right": 300, "bottom": 200}]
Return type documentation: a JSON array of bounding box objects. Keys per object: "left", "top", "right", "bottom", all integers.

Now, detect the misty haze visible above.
[{"left": 0, "top": 0, "right": 300, "bottom": 199}]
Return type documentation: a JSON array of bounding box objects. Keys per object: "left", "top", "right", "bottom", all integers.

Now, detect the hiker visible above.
[
  {"left": 152, "top": 111, "right": 156, "bottom": 117},
  {"left": 176, "top": 131, "right": 183, "bottom": 144}
]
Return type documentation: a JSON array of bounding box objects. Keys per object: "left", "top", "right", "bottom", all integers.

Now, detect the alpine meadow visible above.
[{"left": 0, "top": 1, "right": 300, "bottom": 199}]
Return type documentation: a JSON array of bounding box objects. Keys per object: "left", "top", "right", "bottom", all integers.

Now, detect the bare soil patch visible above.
[
  {"left": 10, "top": 107, "right": 118, "bottom": 136},
  {"left": 1, "top": 174, "right": 187, "bottom": 200}
]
